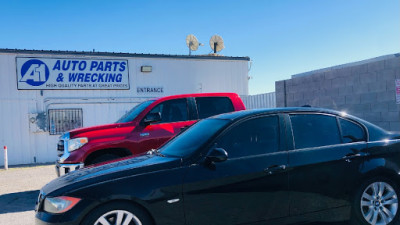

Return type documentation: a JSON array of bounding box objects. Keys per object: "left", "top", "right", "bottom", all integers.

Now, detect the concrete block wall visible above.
[{"left": 276, "top": 54, "right": 400, "bottom": 131}]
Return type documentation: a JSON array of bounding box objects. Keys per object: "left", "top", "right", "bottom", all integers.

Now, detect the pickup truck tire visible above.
[
  {"left": 81, "top": 202, "right": 153, "bottom": 225},
  {"left": 90, "top": 154, "right": 121, "bottom": 165}
]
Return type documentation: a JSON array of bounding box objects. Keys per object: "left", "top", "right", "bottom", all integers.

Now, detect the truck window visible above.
[
  {"left": 116, "top": 100, "right": 155, "bottom": 123},
  {"left": 149, "top": 98, "right": 189, "bottom": 123},
  {"left": 195, "top": 97, "right": 234, "bottom": 119}
]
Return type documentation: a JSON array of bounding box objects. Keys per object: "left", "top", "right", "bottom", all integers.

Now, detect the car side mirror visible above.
[
  {"left": 206, "top": 148, "right": 228, "bottom": 163},
  {"left": 143, "top": 112, "right": 161, "bottom": 125}
]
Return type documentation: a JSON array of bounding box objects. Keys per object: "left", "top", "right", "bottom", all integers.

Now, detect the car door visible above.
[
  {"left": 287, "top": 113, "right": 368, "bottom": 217},
  {"left": 182, "top": 115, "right": 289, "bottom": 225},
  {"left": 133, "top": 98, "right": 197, "bottom": 152}
]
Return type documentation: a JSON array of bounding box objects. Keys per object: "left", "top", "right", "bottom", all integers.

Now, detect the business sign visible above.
[
  {"left": 17, "top": 57, "right": 129, "bottom": 90},
  {"left": 396, "top": 79, "right": 400, "bottom": 104}
]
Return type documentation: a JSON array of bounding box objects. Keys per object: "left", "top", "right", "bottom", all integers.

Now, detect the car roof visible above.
[
  {"left": 212, "top": 107, "right": 351, "bottom": 121},
  {"left": 211, "top": 106, "right": 391, "bottom": 142}
]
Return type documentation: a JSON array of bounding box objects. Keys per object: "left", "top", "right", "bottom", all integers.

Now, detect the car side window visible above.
[
  {"left": 339, "top": 118, "right": 366, "bottom": 143},
  {"left": 216, "top": 116, "right": 280, "bottom": 158},
  {"left": 149, "top": 98, "right": 188, "bottom": 123},
  {"left": 290, "top": 114, "right": 341, "bottom": 149},
  {"left": 195, "top": 97, "right": 234, "bottom": 119}
]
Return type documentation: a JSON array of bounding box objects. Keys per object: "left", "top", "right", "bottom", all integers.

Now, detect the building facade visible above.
[{"left": 0, "top": 49, "right": 250, "bottom": 166}]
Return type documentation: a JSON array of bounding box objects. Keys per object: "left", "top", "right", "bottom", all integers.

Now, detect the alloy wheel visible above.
[
  {"left": 360, "top": 181, "right": 399, "bottom": 225},
  {"left": 94, "top": 210, "right": 142, "bottom": 225}
]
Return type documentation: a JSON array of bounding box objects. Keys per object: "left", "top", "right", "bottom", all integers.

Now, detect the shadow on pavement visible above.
[{"left": 0, "top": 190, "right": 39, "bottom": 214}]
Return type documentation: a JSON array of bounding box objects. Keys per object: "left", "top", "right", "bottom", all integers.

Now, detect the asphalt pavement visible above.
[
  {"left": 0, "top": 164, "right": 56, "bottom": 225},
  {"left": 0, "top": 164, "right": 351, "bottom": 225}
]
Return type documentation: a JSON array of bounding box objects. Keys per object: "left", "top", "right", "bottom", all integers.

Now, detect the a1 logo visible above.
[{"left": 20, "top": 59, "right": 50, "bottom": 86}]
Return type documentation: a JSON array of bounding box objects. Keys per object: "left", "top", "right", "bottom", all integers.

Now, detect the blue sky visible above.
[{"left": 1, "top": 0, "right": 399, "bottom": 94}]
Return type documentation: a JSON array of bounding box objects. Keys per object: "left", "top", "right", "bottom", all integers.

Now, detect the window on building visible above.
[{"left": 48, "top": 109, "right": 83, "bottom": 135}]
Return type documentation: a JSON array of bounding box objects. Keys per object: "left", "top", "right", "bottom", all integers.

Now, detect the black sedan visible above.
[{"left": 36, "top": 107, "right": 400, "bottom": 225}]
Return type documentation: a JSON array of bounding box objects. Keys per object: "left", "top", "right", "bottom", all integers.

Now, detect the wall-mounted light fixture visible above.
[{"left": 141, "top": 66, "right": 152, "bottom": 72}]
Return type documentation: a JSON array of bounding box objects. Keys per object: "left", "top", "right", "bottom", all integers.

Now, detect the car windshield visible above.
[
  {"left": 116, "top": 100, "right": 155, "bottom": 123},
  {"left": 160, "top": 118, "right": 230, "bottom": 158}
]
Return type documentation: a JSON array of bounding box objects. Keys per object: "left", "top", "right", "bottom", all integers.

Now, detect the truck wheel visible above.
[
  {"left": 81, "top": 202, "right": 153, "bottom": 225},
  {"left": 90, "top": 154, "right": 120, "bottom": 165},
  {"left": 351, "top": 177, "right": 400, "bottom": 225}
]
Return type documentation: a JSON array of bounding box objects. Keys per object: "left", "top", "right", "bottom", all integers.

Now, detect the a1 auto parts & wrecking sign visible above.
[{"left": 16, "top": 57, "right": 130, "bottom": 90}]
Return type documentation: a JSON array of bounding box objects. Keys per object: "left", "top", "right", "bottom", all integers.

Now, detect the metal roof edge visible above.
[{"left": 0, "top": 48, "right": 250, "bottom": 61}]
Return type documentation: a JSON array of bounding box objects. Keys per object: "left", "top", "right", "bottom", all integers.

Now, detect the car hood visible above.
[
  {"left": 68, "top": 122, "right": 135, "bottom": 140},
  {"left": 42, "top": 154, "right": 181, "bottom": 196}
]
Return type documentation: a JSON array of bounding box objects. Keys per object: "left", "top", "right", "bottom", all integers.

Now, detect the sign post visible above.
[{"left": 4, "top": 146, "right": 8, "bottom": 170}]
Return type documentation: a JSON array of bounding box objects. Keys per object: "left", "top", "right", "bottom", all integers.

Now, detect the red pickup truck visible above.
[{"left": 56, "top": 93, "right": 245, "bottom": 176}]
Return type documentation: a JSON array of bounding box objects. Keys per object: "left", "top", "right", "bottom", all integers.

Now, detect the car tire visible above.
[
  {"left": 351, "top": 177, "right": 400, "bottom": 225},
  {"left": 81, "top": 201, "right": 153, "bottom": 225}
]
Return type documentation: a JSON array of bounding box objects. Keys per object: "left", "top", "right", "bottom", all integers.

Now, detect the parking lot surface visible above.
[
  {"left": 0, "top": 164, "right": 56, "bottom": 225},
  {"left": 0, "top": 164, "right": 351, "bottom": 225}
]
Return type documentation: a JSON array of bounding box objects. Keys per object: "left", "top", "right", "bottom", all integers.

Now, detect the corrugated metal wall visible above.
[
  {"left": 0, "top": 52, "right": 250, "bottom": 166},
  {"left": 241, "top": 92, "right": 276, "bottom": 109}
]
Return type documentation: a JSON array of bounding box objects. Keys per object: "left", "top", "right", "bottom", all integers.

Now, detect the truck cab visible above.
[{"left": 56, "top": 93, "right": 245, "bottom": 176}]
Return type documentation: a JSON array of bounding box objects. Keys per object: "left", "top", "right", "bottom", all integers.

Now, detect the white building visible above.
[{"left": 0, "top": 49, "right": 250, "bottom": 166}]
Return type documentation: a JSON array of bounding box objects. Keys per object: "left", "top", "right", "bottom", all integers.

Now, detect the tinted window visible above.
[
  {"left": 196, "top": 97, "right": 234, "bottom": 119},
  {"left": 149, "top": 98, "right": 188, "bottom": 123},
  {"left": 216, "top": 116, "right": 280, "bottom": 158},
  {"left": 339, "top": 118, "right": 366, "bottom": 143},
  {"left": 116, "top": 100, "right": 155, "bottom": 123},
  {"left": 290, "top": 114, "right": 341, "bottom": 149},
  {"left": 160, "top": 119, "right": 230, "bottom": 157}
]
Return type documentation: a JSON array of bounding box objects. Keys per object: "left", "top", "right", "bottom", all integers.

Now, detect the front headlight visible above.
[
  {"left": 43, "top": 196, "right": 81, "bottom": 214},
  {"left": 68, "top": 138, "right": 88, "bottom": 152}
]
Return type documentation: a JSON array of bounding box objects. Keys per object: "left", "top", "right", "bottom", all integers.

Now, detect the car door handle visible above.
[
  {"left": 264, "top": 165, "right": 286, "bottom": 175},
  {"left": 342, "top": 153, "right": 361, "bottom": 162}
]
